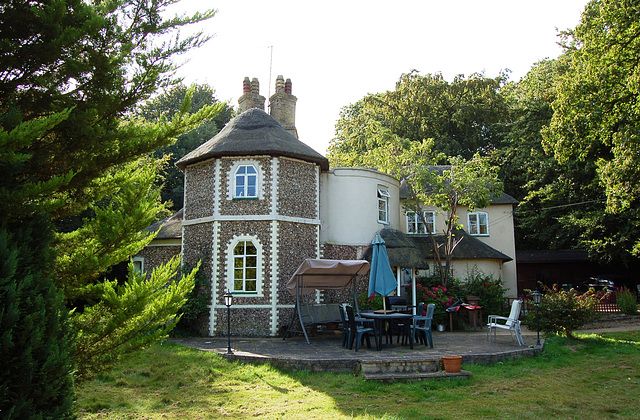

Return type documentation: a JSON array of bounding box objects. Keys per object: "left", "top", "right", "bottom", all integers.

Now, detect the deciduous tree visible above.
[
  {"left": 542, "top": 0, "right": 640, "bottom": 260},
  {"left": 328, "top": 71, "right": 508, "bottom": 166}
]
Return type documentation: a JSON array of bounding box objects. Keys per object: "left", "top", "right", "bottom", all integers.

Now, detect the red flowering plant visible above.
[{"left": 406, "top": 280, "right": 455, "bottom": 325}]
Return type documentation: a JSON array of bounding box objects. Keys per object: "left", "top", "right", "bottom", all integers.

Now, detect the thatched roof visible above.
[
  {"left": 361, "top": 228, "right": 512, "bottom": 267},
  {"left": 144, "top": 209, "right": 183, "bottom": 240},
  {"left": 361, "top": 228, "right": 430, "bottom": 269},
  {"left": 176, "top": 108, "right": 329, "bottom": 171},
  {"left": 411, "top": 230, "right": 513, "bottom": 262}
]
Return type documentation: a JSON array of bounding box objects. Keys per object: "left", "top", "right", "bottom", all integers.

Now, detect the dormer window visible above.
[
  {"left": 377, "top": 187, "right": 390, "bottom": 224},
  {"left": 468, "top": 211, "right": 489, "bottom": 236},
  {"left": 234, "top": 164, "right": 258, "bottom": 198}
]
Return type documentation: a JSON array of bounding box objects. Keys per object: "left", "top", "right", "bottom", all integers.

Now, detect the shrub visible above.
[
  {"left": 616, "top": 288, "right": 639, "bottom": 315},
  {"left": 172, "top": 262, "right": 210, "bottom": 336},
  {"left": 405, "top": 274, "right": 455, "bottom": 325},
  {"left": 458, "top": 269, "right": 508, "bottom": 320},
  {"left": 525, "top": 284, "right": 602, "bottom": 338},
  {"left": 357, "top": 292, "right": 384, "bottom": 311}
]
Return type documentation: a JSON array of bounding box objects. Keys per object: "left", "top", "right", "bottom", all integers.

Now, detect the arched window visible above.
[
  {"left": 234, "top": 164, "right": 258, "bottom": 198},
  {"left": 232, "top": 240, "right": 258, "bottom": 292}
]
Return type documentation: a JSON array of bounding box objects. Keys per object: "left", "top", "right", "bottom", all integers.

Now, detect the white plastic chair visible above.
[{"left": 487, "top": 300, "right": 524, "bottom": 346}]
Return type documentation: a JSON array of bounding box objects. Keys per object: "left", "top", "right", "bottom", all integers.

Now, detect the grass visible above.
[{"left": 75, "top": 330, "right": 640, "bottom": 419}]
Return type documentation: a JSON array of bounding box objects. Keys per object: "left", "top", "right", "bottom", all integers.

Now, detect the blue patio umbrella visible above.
[{"left": 368, "top": 234, "right": 398, "bottom": 312}]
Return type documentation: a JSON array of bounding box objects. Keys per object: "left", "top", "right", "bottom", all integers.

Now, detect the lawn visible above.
[{"left": 75, "top": 330, "right": 640, "bottom": 419}]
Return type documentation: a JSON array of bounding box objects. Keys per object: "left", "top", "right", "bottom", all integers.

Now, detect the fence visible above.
[{"left": 509, "top": 293, "right": 621, "bottom": 315}]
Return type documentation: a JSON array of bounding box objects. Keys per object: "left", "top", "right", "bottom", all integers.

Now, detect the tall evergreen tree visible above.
[
  {"left": 0, "top": 218, "right": 75, "bottom": 418},
  {"left": 139, "top": 84, "right": 234, "bottom": 210},
  {"left": 0, "top": 0, "right": 223, "bottom": 396}
]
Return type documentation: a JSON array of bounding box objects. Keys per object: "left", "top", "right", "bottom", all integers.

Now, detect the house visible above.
[{"left": 135, "top": 76, "right": 518, "bottom": 337}]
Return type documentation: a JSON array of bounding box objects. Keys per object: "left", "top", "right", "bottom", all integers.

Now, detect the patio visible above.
[{"left": 173, "top": 324, "right": 543, "bottom": 380}]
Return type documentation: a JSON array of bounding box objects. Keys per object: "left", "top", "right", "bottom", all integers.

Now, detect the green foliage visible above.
[
  {"left": 0, "top": 219, "right": 75, "bottom": 418},
  {"left": 404, "top": 273, "right": 454, "bottom": 325},
  {"left": 328, "top": 71, "right": 508, "bottom": 166},
  {"left": 616, "top": 288, "right": 638, "bottom": 315},
  {"left": 368, "top": 140, "right": 502, "bottom": 286},
  {"left": 172, "top": 262, "right": 212, "bottom": 336},
  {"left": 0, "top": 0, "right": 220, "bottom": 381},
  {"left": 541, "top": 0, "right": 640, "bottom": 260},
  {"left": 73, "top": 257, "right": 198, "bottom": 379},
  {"left": 459, "top": 269, "right": 507, "bottom": 319},
  {"left": 139, "top": 84, "right": 233, "bottom": 210},
  {"left": 525, "top": 285, "right": 602, "bottom": 338},
  {"left": 357, "top": 291, "right": 384, "bottom": 311},
  {"left": 406, "top": 270, "right": 507, "bottom": 325}
]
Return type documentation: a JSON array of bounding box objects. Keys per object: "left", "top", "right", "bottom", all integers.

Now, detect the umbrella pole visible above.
[{"left": 382, "top": 296, "right": 387, "bottom": 314}]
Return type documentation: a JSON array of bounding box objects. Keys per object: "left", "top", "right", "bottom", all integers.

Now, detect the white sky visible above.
[{"left": 172, "top": 0, "right": 590, "bottom": 155}]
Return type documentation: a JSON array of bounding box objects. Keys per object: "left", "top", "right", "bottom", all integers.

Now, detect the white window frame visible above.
[
  {"left": 233, "top": 164, "right": 258, "bottom": 199},
  {"left": 406, "top": 211, "right": 435, "bottom": 234},
  {"left": 377, "top": 187, "right": 391, "bottom": 224},
  {"left": 132, "top": 257, "right": 144, "bottom": 274},
  {"left": 227, "top": 236, "right": 263, "bottom": 295},
  {"left": 468, "top": 211, "right": 489, "bottom": 236}
]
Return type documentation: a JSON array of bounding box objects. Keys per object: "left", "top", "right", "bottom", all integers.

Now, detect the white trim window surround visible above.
[
  {"left": 377, "top": 187, "right": 391, "bottom": 224},
  {"left": 233, "top": 163, "right": 258, "bottom": 199},
  {"left": 228, "top": 237, "right": 262, "bottom": 294},
  {"left": 406, "top": 211, "right": 435, "bottom": 234},
  {"left": 132, "top": 257, "right": 144, "bottom": 274},
  {"left": 468, "top": 211, "right": 489, "bottom": 236}
]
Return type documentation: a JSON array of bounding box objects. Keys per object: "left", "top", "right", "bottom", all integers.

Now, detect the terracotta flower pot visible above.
[{"left": 442, "top": 355, "right": 462, "bottom": 373}]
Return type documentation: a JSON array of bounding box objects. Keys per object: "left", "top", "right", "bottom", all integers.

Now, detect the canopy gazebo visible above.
[{"left": 284, "top": 259, "right": 371, "bottom": 344}]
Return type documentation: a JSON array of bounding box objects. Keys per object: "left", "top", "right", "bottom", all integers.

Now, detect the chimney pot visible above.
[
  {"left": 242, "top": 77, "right": 251, "bottom": 93},
  {"left": 285, "top": 78, "right": 292, "bottom": 95},
  {"left": 251, "top": 78, "right": 260, "bottom": 94}
]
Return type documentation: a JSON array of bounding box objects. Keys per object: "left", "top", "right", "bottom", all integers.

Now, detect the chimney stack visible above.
[
  {"left": 238, "top": 77, "right": 266, "bottom": 112},
  {"left": 269, "top": 75, "right": 298, "bottom": 139}
]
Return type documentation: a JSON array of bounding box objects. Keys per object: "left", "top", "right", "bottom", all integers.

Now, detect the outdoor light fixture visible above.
[
  {"left": 223, "top": 290, "right": 233, "bottom": 355},
  {"left": 532, "top": 290, "right": 542, "bottom": 346}
]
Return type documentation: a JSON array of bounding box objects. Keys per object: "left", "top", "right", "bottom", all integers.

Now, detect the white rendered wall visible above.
[
  {"left": 319, "top": 167, "right": 400, "bottom": 246},
  {"left": 401, "top": 202, "right": 518, "bottom": 298}
]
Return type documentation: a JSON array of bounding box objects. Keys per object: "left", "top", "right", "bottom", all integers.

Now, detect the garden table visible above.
[{"left": 359, "top": 312, "right": 414, "bottom": 350}]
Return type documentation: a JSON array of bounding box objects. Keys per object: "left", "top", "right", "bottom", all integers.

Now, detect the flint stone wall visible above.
[
  {"left": 277, "top": 159, "right": 318, "bottom": 219},
  {"left": 135, "top": 245, "right": 181, "bottom": 279},
  {"left": 320, "top": 243, "right": 371, "bottom": 303},
  {"left": 184, "top": 161, "right": 215, "bottom": 220},
  {"left": 276, "top": 221, "right": 319, "bottom": 334},
  {"left": 219, "top": 157, "right": 272, "bottom": 216}
]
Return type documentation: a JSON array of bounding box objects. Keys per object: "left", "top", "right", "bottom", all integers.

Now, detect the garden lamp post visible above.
[
  {"left": 532, "top": 290, "right": 542, "bottom": 346},
  {"left": 223, "top": 290, "right": 233, "bottom": 355}
]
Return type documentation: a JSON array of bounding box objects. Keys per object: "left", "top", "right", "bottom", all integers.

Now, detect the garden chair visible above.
[
  {"left": 487, "top": 299, "right": 524, "bottom": 346},
  {"left": 411, "top": 303, "right": 435, "bottom": 347},
  {"left": 345, "top": 305, "right": 375, "bottom": 351},
  {"left": 338, "top": 304, "right": 350, "bottom": 348}
]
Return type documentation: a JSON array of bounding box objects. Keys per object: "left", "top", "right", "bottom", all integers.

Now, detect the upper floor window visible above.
[
  {"left": 468, "top": 212, "right": 489, "bottom": 236},
  {"left": 234, "top": 164, "right": 258, "bottom": 198},
  {"left": 233, "top": 240, "right": 258, "bottom": 292},
  {"left": 377, "top": 187, "right": 390, "bottom": 224},
  {"left": 407, "top": 211, "right": 435, "bottom": 234}
]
